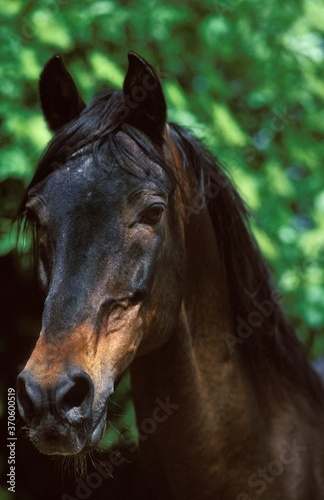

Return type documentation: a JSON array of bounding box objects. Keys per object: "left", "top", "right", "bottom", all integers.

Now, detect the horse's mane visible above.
[
  {"left": 170, "top": 123, "right": 324, "bottom": 408},
  {"left": 17, "top": 89, "right": 324, "bottom": 408}
]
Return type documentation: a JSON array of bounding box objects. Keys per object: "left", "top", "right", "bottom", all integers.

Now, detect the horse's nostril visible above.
[
  {"left": 17, "top": 372, "right": 42, "bottom": 425},
  {"left": 56, "top": 371, "right": 94, "bottom": 423},
  {"left": 63, "top": 378, "right": 88, "bottom": 409},
  {"left": 17, "top": 369, "right": 94, "bottom": 427}
]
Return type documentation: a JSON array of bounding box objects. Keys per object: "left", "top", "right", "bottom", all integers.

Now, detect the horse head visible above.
[{"left": 17, "top": 53, "right": 186, "bottom": 455}]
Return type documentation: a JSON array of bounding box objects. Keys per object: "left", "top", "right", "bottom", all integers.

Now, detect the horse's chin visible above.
[
  {"left": 29, "top": 413, "right": 107, "bottom": 456},
  {"left": 30, "top": 429, "right": 87, "bottom": 456}
]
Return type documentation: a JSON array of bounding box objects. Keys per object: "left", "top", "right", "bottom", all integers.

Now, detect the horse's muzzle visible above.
[{"left": 16, "top": 368, "right": 101, "bottom": 455}]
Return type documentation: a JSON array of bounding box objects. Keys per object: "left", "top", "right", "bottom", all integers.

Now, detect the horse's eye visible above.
[{"left": 139, "top": 204, "right": 165, "bottom": 225}]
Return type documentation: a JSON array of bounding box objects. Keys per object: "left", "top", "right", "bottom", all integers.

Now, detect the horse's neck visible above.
[
  {"left": 130, "top": 138, "right": 324, "bottom": 497},
  {"left": 130, "top": 208, "right": 267, "bottom": 498}
]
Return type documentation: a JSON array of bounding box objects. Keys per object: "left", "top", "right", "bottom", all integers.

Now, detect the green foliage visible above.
[{"left": 1, "top": 0, "right": 324, "bottom": 455}]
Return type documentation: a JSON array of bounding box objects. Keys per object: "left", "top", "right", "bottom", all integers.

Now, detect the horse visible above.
[{"left": 16, "top": 52, "right": 324, "bottom": 499}]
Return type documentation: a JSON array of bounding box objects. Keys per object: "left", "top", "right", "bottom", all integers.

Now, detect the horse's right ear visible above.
[{"left": 39, "top": 55, "right": 86, "bottom": 133}]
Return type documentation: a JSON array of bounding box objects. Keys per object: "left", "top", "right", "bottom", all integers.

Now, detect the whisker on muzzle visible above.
[{"left": 56, "top": 454, "right": 88, "bottom": 479}]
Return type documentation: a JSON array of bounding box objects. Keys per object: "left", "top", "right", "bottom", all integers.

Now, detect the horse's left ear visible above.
[
  {"left": 39, "top": 55, "right": 86, "bottom": 132},
  {"left": 123, "top": 52, "right": 167, "bottom": 144}
]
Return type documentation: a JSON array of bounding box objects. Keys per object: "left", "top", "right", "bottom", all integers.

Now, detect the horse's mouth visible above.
[{"left": 29, "top": 407, "right": 108, "bottom": 456}]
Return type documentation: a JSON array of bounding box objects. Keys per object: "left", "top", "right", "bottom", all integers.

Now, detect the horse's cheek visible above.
[{"left": 93, "top": 304, "right": 144, "bottom": 381}]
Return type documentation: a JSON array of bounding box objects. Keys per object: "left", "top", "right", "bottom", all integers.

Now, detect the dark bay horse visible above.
[{"left": 16, "top": 52, "right": 324, "bottom": 499}]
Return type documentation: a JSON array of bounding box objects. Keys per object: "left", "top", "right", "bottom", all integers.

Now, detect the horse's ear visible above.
[
  {"left": 39, "top": 55, "right": 86, "bottom": 133},
  {"left": 123, "top": 52, "right": 167, "bottom": 144}
]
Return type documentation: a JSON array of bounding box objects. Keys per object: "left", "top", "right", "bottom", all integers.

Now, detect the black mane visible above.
[
  {"left": 170, "top": 123, "right": 324, "bottom": 408},
  {"left": 18, "top": 90, "right": 324, "bottom": 408}
]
